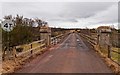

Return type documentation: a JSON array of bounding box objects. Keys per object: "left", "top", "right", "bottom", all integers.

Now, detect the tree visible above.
[
  {"left": 4, "top": 15, "right": 12, "bottom": 20},
  {"left": 15, "top": 14, "right": 23, "bottom": 25},
  {"left": 35, "top": 18, "right": 43, "bottom": 26}
]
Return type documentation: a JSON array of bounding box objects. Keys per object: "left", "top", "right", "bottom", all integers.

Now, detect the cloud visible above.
[
  {"left": 0, "top": 3, "right": 2, "bottom": 20},
  {"left": 49, "top": 2, "right": 118, "bottom": 28},
  {"left": 1, "top": 2, "right": 118, "bottom": 28},
  {"left": 60, "top": 2, "right": 114, "bottom": 18},
  {"left": 91, "top": 4, "right": 118, "bottom": 24},
  {"left": 81, "top": 3, "right": 118, "bottom": 28},
  {"left": 1, "top": 2, "right": 66, "bottom": 20},
  {"left": 48, "top": 18, "right": 78, "bottom": 23},
  {"left": 0, "top": 0, "right": 119, "bottom": 2}
]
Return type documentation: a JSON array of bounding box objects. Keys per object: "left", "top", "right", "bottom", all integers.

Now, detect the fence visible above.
[
  {"left": 2, "top": 33, "right": 66, "bottom": 63},
  {"left": 79, "top": 33, "right": 120, "bottom": 65},
  {"left": 79, "top": 33, "right": 97, "bottom": 48},
  {"left": 51, "top": 34, "right": 64, "bottom": 45},
  {"left": 15, "top": 39, "right": 46, "bottom": 63}
]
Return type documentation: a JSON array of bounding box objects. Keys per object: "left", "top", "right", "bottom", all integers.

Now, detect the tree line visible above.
[{"left": 1, "top": 15, "right": 48, "bottom": 51}]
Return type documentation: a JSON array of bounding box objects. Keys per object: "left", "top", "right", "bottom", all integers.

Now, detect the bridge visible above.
[{"left": 2, "top": 25, "right": 120, "bottom": 74}]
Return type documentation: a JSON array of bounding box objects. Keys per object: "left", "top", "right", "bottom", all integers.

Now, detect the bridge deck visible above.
[{"left": 15, "top": 33, "right": 112, "bottom": 73}]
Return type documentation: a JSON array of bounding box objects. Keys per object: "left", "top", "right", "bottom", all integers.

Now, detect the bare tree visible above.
[
  {"left": 4, "top": 15, "right": 12, "bottom": 20},
  {"left": 15, "top": 14, "right": 23, "bottom": 25},
  {"left": 35, "top": 18, "right": 43, "bottom": 27}
]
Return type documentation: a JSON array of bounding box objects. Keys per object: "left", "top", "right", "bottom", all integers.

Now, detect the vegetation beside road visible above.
[{"left": 111, "top": 47, "right": 120, "bottom": 63}]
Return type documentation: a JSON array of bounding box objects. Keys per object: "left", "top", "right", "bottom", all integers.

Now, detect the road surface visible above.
[{"left": 15, "top": 33, "right": 112, "bottom": 73}]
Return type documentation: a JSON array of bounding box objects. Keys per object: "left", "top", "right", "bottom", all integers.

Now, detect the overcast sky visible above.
[{"left": 0, "top": 0, "right": 119, "bottom": 29}]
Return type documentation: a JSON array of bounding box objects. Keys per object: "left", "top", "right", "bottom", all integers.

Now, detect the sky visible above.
[{"left": 0, "top": 0, "right": 119, "bottom": 29}]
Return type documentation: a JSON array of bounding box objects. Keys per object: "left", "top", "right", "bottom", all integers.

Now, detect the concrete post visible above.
[
  {"left": 97, "top": 26, "right": 112, "bottom": 55},
  {"left": 39, "top": 25, "right": 51, "bottom": 47}
]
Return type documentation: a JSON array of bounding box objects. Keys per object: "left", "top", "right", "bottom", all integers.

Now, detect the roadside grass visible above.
[
  {"left": 100, "top": 47, "right": 120, "bottom": 63},
  {"left": 111, "top": 52, "right": 120, "bottom": 63},
  {"left": 111, "top": 47, "right": 120, "bottom": 63},
  {"left": 99, "top": 46, "right": 108, "bottom": 57}
]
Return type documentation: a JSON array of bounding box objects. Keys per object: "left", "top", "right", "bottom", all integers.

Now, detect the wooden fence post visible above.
[
  {"left": 53, "top": 38, "right": 55, "bottom": 45},
  {"left": 30, "top": 44, "right": 33, "bottom": 57},
  {"left": 55, "top": 38, "right": 57, "bottom": 45},
  {"left": 13, "top": 46, "right": 17, "bottom": 63},
  {"left": 56, "top": 37, "right": 58, "bottom": 44},
  {"left": 108, "top": 45, "right": 111, "bottom": 58}
]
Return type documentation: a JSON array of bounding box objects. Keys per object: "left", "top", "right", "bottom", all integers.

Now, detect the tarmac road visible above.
[{"left": 15, "top": 33, "right": 112, "bottom": 73}]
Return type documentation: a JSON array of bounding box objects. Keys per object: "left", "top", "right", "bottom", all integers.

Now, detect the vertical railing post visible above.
[
  {"left": 57, "top": 36, "right": 59, "bottom": 44},
  {"left": 60, "top": 35, "right": 62, "bottom": 43},
  {"left": 30, "top": 44, "right": 33, "bottom": 57},
  {"left": 51, "top": 38, "right": 52, "bottom": 45},
  {"left": 53, "top": 38, "right": 55, "bottom": 45},
  {"left": 55, "top": 37, "right": 57, "bottom": 44},
  {"left": 52, "top": 38, "right": 54, "bottom": 45},
  {"left": 108, "top": 45, "right": 111, "bottom": 58},
  {"left": 40, "top": 40, "right": 42, "bottom": 49},
  {"left": 13, "top": 46, "right": 17, "bottom": 63},
  {"left": 56, "top": 37, "right": 58, "bottom": 44}
]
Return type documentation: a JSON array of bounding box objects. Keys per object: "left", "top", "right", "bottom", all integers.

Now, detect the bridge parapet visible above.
[
  {"left": 2, "top": 33, "right": 67, "bottom": 73},
  {"left": 97, "top": 26, "right": 112, "bottom": 46},
  {"left": 97, "top": 26, "right": 111, "bottom": 33},
  {"left": 39, "top": 25, "right": 51, "bottom": 46},
  {"left": 79, "top": 30, "right": 120, "bottom": 73}
]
